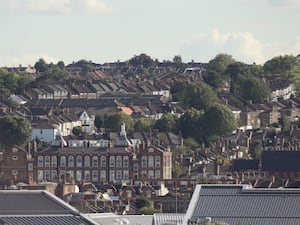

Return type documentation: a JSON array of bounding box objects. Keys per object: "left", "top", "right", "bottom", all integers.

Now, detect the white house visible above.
[
  {"left": 31, "top": 119, "right": 60, "bottom": 143},
  {"left": 78, "top": 110, "right": 95, "bottom": 134}
]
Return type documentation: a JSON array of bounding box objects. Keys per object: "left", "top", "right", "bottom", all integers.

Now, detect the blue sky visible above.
[{"left": 1, "top": 0, "right": 300, "bottom": 66}]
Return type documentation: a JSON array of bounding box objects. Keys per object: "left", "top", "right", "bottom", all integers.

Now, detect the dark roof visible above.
[
  {"left": 231, "top": 159, "right": 259, "bottom": 171},
  {"left": 0, "top": 190, "right": 97, "bottom": 225},
  {"left": 185, "top": 184, "right": 300, "bottom": 225},
  {"left": 262, "top": 151, "right": 300, "bottom": 171}
]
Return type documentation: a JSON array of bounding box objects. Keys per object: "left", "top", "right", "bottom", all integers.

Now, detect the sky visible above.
[{"left": 0, "top": 0, "right": 300, "bottom": 67}]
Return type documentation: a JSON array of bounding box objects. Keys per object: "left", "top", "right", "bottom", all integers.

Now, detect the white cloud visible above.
[
  {"left": 180, "top": 29, "right": 265, "bottom": 64},
  {"left": 0, "top": 53, "right": 62, "bottom": 67},
  {"left": 0, "top": 0, "right": 115, "bottom": 15}
]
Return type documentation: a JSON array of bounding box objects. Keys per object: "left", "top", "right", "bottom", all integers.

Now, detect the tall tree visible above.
[
  {"left": 201, "top": 104, "right": 237, "bottom": 140},
  {"left": 105, "top": 112, "right": 134, "bottom": 132},
  {"left": 240, "top": 77, "right": 271, "bottom": 103},
  {"left": 0, "top": 115, "right": 32, "bottom": 149},
  {"left": 207, "top": 53, "right": 236, "bottom": 74},
  {"left": 134, "top": 117, "right": 153, "bottom": 132},
  {"left": 154, "top": 113, "right": 178, "bottom": 132},
  {"left": 129, "top": 53, "right": 154, "bottom": 68},
  {"left": 34, "top": 58, "right": 47, "bottom": 74}
]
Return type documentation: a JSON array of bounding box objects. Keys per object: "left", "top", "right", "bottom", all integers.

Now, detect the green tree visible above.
[
  {"left": 129, "top": 53, "right": 154, "bottom": 68},
  {"left": 135, "top": 195, "right": 150, "bottom": 209},
  {"left": 249, "top": 140, "right": 262, "bottom": 159},
  {"left": 34, "top": 58, "right": 47, "bottom": 74},
  {"left": 0, "top": 71, "right": 18, "bottom": 94},
  {"left": 201, "top": 104, "right": 237, "bottom": 141},
  {"left": 94, "top": 113, "right": 108, "bottom": 131},
  {"left": 207, "top": 53, "right": 236, "bottom": 74},
  {"left": 177, "top": 108, "right": 203, "bottom": 141},
  {"left": 0, "top": 115, "right": 32, "bottom": 149},
  {"left": 263, "top": 55, "right": 299, "bottom": 77},
  {"left": 240, "top": 77, "right": 271, "bottom": 103},
  {"left": 72, "top": 126, "right": 82, "bottom": 136},
  {"left": 134, "top": 117, "right": 153, "bottom": 132},
  {"left": 106, "top": 112, "right": 134, "bottom": 132},
  {"left": 154, "top": 113, "right": 178, "bottom": 132}
]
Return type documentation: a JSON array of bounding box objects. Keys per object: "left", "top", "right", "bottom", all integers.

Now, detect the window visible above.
[
  {"left": 51, "top": 170, "right": 57, "bottom": 179},
  {"left": 76, "top": 156, "right": 82, "bottom": 167},
  {"left": 100, "top": 156, "right": 106, "bottom": 167},
  {"left": 38, "top": 170, "right": 43, "bottom": 181},
  {"left": 116, "top": 170, "right": 122, "bottom": 180},
  {"left": 116, "top": 156, "right": 122, "bottom": 167},
  {"left": 100, "top": 170, "right": 106, "bottom": 182},
  {"left": 76, "top": 170, "right": 82, "bottom": 182},
  {"left": 142, "top": 156, "right": 147, "bottom": 168},
  {"left": 133, "top": 163, "right": 139, "bottom": 172},
  {"left": 155, "top": 170, "right": 161, "bottom": 179},
  {"left": 12, "top": 156, "right": 18, "bottom": 161},
  {"left": 155, "top": 156, "right": 161, "bottom": 167},
  {"left": 123, "top": 156, "right": 129, "bottom": 167},
  {"left": 68, "top": 156, "right": 74, "bottom": 167},
  {"left": 126, "top": 190, "right": 132, "bottom": 198},
  {"left": 28, "top": 163, "right": 33, "bottom": 171},
  {"left": 60, "top": 156, "right": 66, "bottom": 167},
  {"left": 109, "top": 170, "right": 115, "bottom": 182},
  {"left": 45, "top": 156, "right": 50, "bottom": 167},
  {"left": 84, "top": 156, "right": 90, "bottom": 167},
  {"left": 84, "top": 170, "right": 90, "bottom": 182},
  {"left": 109, "top": 156, "right": 115, "bottom": 167},
  {"left": 148, "top": 170, "right": 154, "bottom": 179},
  {"left": 51, "top": 156, "right": 57, "bottom": 167},
  {"left": 148, "top": 156, "right": 154, "bottom": 168},
  {"left": 38, "top": 156, "right": 43, "bottom": 167},
  {"left": 45, "top": 170, "right": 50, "bottom": 180},
  {"left": 92, "top": 170, "right": 98, "bottom": 182},
  {"left": 123, "top": 170, "right": 129, "bottom": 180},
  {"left": 92, "top": 156, "right": 98, "bottom": 167}
]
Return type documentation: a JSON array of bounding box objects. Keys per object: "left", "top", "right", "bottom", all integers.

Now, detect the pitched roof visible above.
[
  {"left": 184, "top": 184, "right": 300, "bottom": 225},
  {"left": 262, "top": 151, "right": 300, "bottom": 171}
]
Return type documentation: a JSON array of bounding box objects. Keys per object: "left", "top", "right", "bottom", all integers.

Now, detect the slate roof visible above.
[
  {"left": 231, "top": 159, "right": 259, "bottom": 172},
  {"left": 184, "top": 184, "right": 300, "bottom": 225},
  {"left": 0, "top": 190, "right": 98, "bottom": 225},
  {"left": 262, "top": 150, "right": 300, "bottom": 171}
]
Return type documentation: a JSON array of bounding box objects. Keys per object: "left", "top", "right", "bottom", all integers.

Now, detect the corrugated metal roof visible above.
[
  {"left": 185, "top": 184, "right": 300, "bottom": 225},
  {"left": 153, "top": 213, "right": 185, "bottom": 225}
]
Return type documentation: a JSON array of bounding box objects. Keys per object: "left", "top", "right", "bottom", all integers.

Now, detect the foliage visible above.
[
  {"left": 249, "top": 140, "right": 263, "bottom": 159},
  {"left": 0, "top": 71, "right": 18, "bottom": 94},
  {"left": 177, "top": 108, "right": 203, "bottom": 141},
  {"left": 263, "top": 55, "right": 299, "bottom": 77},
  {"left": 138, "top": 206, "right": 161, "bottom": 215},
  {"left": 154, "top": 113, "right": 178, "bottom": 132},
  {"left": 74, "top": 59, "right": 95, "bottom": 74},
  {"left": 278, "top": 115, "right": 289, "bottom": 131},
  {"left": 183, "top": 138, "right": 200, "bottom": 151},
  {"left": 171, "top": 81, "right": 218, "bottom": 110},
  {"left": 201, "top": 104, "right": 237, "bottom": 141},
  {"left": 207, "top": 53, "right": 236, "bottom": 74},
  {"left": 129, "top": 53, "right": 155, "bottom": 68},
  {"left": 105, "top": 112, "right": 134, "bottom": 132},
  {"left": 94, "top": 113, "right": 107, "bottom": 131},
  {"left": 0, "top": 115, "right": 32, "bottom": 148},
  {"left": 134, "top": 117, "right": 153, "bottom": 132},
  {"left": 72, "top": 126, "right": 82, "bottom": 136},
  {"left": 240, "top": 77, "right": 271, "bottom": 103},
  {"left": 135, "top": 195, "right": 150, "bottom": 209}
]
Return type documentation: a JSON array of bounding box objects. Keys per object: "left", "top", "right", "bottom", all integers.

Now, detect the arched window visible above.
[
  {"left": 77, "top": 156, "right": 82, "bottom": 167},
  {"left": 116, "top": 156, "right": 122, "bottom": 167},
  {"left": 101, "top": 156, "right": 106, "bottom": 167},
  {"left": 109, "top": 156, "right": 115, "bottom": 167},
  {"left": 45, "top": 156, "right": 50, "bottom": 167},
  {"left": 60, "top": 156, "right": 66, "bottom": 167},
  {"left": 68, "top": 156, "right": 74, "bottom": 167},
  {"left": 92, "top": 156, "right": 98, "bottom": 167},
  {"left": 84, "top": 155, "right": 90, "bottom": 167},
  {"left": 51, "top": 156, "right": 57, "bottom": 167}
]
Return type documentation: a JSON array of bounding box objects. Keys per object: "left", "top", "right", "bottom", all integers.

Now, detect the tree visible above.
[
  {"left": 134, "top": 117, "right": 153, "bottom": 132},
  {"left": 249, "top": 140, "right": 262, "bottom": 159},
  {"left": 0, "top": 115, "right": 31, "bottom": 149},
  {"left": 201, "top": 104, "right": 237, "bottom": 141},
  {"left": 34, "top": 58, "right": 47, "bottom": 74},
  {"left": 207, "top": 53, "right": 236, "bottom": 74},
  {"left": 154, "top": 113, "right": 178, "bottom": 132},
  {"left": 129, "top": 53, "right": 154, "bottom": 68},
  {"left": 135, "top": 195, "right": 150, "bottom": 209},
  {"left": 177, "top": 108, "right": 203, "bottom": 141},
  {"left": 72, "top": 126, "right": 82, "bottom": 136},
  {"left": 263, "top": 55, "right": 299, "bottom": 77},
  {"left": 240, "top": 77, "right": 271, "bottom": 103},
  {"left": 138, "top": 206, "right": 161, "bottom": 215},
  {"left": 94, "top": 113, "right": 108, "bottom": 131},
  {"left": 105, "top": 112, "right": 134, "bottom": 132}
]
